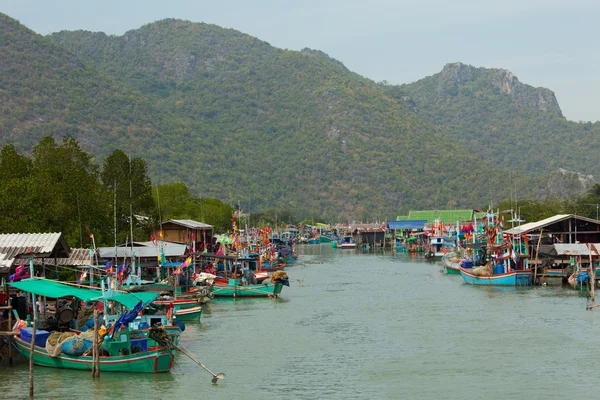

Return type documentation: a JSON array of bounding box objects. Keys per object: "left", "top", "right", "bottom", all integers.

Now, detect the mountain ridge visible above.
[{"left": 0, "top": 14, "right": 592, "bottom": 219}]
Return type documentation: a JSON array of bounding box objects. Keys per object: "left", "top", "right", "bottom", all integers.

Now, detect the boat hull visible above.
[
  {"left": 175, "top": 306, "right": 202, "bottom": 321},
  {"left": 212, "top": 282, "right": 284, "bottom": 298},
  {"left": 14, "top": 335, "right": 174, "bottom": 373},
  {"left": 442, "top": 255, "right": 462, "bottom": 274},
  {"left": 459, "top": 267, "right": 533, "bottom": 286}
]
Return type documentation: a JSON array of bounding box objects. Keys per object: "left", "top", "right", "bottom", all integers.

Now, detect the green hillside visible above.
[
  {"left": 396, "top": 62, "right": 600, "bottom": 181},
  {"left": 0, "top": 15, "right": 548, "bottom": 219}
]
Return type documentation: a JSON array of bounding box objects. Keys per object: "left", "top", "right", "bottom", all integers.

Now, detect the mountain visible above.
[
  {"left": 0, "top": 15, "right": 556, "bottom": 219},
  {"left": 395, "top": 62, "right": 600, "bottom": 181}
]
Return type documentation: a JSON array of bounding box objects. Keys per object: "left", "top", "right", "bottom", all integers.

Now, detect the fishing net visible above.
[
  {"left": 45, "top": 331, "right": 96, "bottom": 357},
  {"left": 472, "top": 263, "right": 493, "bottom": 277},
  {"left": 271, "top": 271, "right": 289, "bottom": 282},
  {"left": 46, "top": 331, "right": 78, "bottom": 357},
  {"left": 77, "top": 306, "right": 95, "bottom": 329}
]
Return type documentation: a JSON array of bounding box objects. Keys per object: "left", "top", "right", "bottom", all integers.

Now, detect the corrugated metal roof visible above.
[
  {"left": 553, "top": 243, "right": 597, "bottom": 256},
  {"left": 356, "top": 228, "right": 386, "bottom": 233},
  {"left": 0, "top": 233, "right": 70, "bottom": 273},
  {"left": 163, "top": 219, "right": 213, "bottom": 229},
  {"left": 589, "top": 243, "right": 600, "bottom": 255},
  {"left": 505, "top": 214, "right": 600, "bottom": 235},
  {"left": 0, "top": 233, "right": 68, "bottom": 257},
  {"left": 97, "top": 244, "right": 187, "bottom": 258},
  {"left": 350, "top": 223, "right": 385, "bottom": 230},
  {"left": 14, "top": 248, "right": 94, "bottom": 266}
]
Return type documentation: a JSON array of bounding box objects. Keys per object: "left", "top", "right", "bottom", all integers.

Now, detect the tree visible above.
[{"left": 101, "top": 149, "right": 155, "bottom": 244}]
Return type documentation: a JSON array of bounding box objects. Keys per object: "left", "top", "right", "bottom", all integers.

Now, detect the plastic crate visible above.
[{"left": 20, "top": 327, "right": 50, "bottom": 348}]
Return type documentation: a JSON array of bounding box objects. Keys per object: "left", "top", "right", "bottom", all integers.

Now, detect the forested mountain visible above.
[
  {"left": 0, "top": 14, "right": 581, "bottom": 220},
  {"left": 395, "top": 62, "right": 600, "bottom": 183}
]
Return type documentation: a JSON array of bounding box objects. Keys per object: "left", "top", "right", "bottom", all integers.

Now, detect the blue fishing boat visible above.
[
  {"left": 459, "top": 267, "right": 533, "bottom": 286},
  {"left": 459, "top": 209, "right": 533, "bottom": 287}
]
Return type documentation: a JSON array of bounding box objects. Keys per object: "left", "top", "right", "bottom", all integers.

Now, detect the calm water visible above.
[{"left": 2, "top": 245, "right": 599, "bottom": 399}]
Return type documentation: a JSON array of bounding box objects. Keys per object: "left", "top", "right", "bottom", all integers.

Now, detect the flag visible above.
[
  {"left": 105, "top": 261, "right": 113, "bottom": 272},
  {"left": 78, "top": 270, "right": 88, "bottom": 284},
  {"left": 159, "top": 231, "right": 164, "bottom": 239},
  {"left": 109, "top": 301, "right": 145, "bottom": 338},
  {"left": 117, "top": 263, "right": 125, "bottom": 282},
  {"left": 175, "top": 256, "right": 193, "bottom": 275},
  {"left": 120, "top": 264, "right": 131, "bottom": 284},
  {"left": 511, "top": 245, "right": 519, "bottom": 265},
  {"left": 151, "top": 236, "right": 157, "bottom": 246}
]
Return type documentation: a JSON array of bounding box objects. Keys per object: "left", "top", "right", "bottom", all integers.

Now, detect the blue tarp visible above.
[{"left": 387, "top": 220, "right": 427, "bottom": 230}]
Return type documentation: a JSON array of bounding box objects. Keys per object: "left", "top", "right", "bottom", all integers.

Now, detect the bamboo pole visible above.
[
  {"left": 534, "top": 230, "right": 543, "bottom": 285},
  {"left": 29, "top": 316, "right": 35, "bottom": 399},
  {"left": 589, "top": 245, "right": 595, "bottom": 308},
  {"left": 7, "top": 305, "right": 12, "bottom": 365}
]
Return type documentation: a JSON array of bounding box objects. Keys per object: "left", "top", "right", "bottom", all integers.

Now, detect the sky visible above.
[{"left": 2, "top": 0, "right": 599, "bottom": 122}]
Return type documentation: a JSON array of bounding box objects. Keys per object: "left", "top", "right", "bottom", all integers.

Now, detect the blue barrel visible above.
[
  {"left": 462, "top": 259, "right": 473, "bottom": 268},
  {"left": 495, "top": 264, "right": 504, "bottom": 275}
]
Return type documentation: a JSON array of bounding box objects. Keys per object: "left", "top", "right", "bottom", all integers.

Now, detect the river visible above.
[{"left": 1, "top": 245, "right": 599, "bottom": 399}]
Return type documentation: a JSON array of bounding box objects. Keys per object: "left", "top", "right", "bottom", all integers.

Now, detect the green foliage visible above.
[
  {"left": 496, "top": 198, "right": 576, "bottom": 224},
  {"left": 1, "top": 14, "right": 591, "bottom": 222},
  {"left": 154, "top": 182, "right": 234, "bottom": 231},
  {"left": 397, "top": 63, "right": 600, "bottom": 184}
]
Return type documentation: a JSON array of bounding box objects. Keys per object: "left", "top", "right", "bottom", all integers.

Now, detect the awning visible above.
[
  {"left": 388, "top": 220, "right": 427, "bottom": 230},
  {"left": 95, "top": 292, "right": 157, "bottom": 310},
  {"left": 9, "top": 278, "right": 157, "bottom": 310},
  {"left": 10, "top": 278, "right": 102, "bottom": 302}
]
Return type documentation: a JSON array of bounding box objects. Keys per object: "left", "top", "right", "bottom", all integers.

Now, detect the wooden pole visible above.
[
  {"left": 534, "top": 230, "right": 543, "bottom": 285},
  {"left": 589, "top": 245, "right": 595, "bottom": 308},
  {"left": 29, "top": 316, "right": 35, "bottom": 399},
  {"left": 7, "top": 305, "right": 13, "bottom": 365}
]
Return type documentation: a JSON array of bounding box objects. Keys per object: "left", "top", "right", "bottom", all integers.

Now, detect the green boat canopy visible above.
[
  {"left": 10, "top": 279, "right": 102, "bottom": 302},
  {"left": 10, "top": 279, "right": 157, "bottom": 310},
  {"left": 96, "top": 292, "right": 157, "bottom": 310}
]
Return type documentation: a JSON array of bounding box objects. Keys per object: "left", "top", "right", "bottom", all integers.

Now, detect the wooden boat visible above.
[
  {"left": 153, "top": 298, "right": 198, "bottom": 308},
  {"left": 442, "top": 253, "right": 465, "bottom": 274},
  {"left": 14, "top": 333, "right": 174, "bottom": 373},
  {"left": 260, "top": 262, "right": 286, "bottom": 272},
  {"left": 459, "top": 210, "right": 533, "bottom": 287},
  {"left": 212, "top": 281, "right": 286, "bottom": 298},
  {"left": 340, "top": 235, "right": 356, "bottom": 249},
  {"left": 459, "top": 267, "right": 533, "bottom": 286},
  {"left": 10, "top": 278, "right": 177, "bottom": 373},
  {"left": 174, "top": 305, "right": 202, "bottom": 321}
]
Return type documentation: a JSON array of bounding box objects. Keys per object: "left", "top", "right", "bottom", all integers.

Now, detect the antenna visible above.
[
  {"left": 583, "top": 203, "right": 600, "bottom": 220},
  {"left": 129, "top": 154, "right": 134, "bottom": 266}
]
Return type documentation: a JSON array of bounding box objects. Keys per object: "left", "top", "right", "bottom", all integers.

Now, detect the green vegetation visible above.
[
  {"left": 0, "top": 14, "right": 596, "bottom": 222},
  {"left": 396, "top": 63, "right": 600, "bottom": 182},
  {"left": 0, "top": 137, "right": 235, "bottom": 246}
]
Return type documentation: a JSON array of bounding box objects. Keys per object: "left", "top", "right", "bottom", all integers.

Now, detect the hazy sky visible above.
[{"left": 2, "top": 0, "right": 599, "bottom": 122}]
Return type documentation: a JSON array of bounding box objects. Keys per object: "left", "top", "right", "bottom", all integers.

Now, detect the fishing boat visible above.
[
  {"left": 14, "top": 333, "right": 175, "bottom": 373},
  {"left": 10, "top": 278, "right": 176, "bottom": 373},
  {"left": 442, "top": 252, "right": 466, "bottom": 274},
  {"left": 174, "top": 305, "right": 202, "bottom": 321},
  {"left": 340, "top": 235, "right": 356, "bottom": 249},
  {"left": 213, "top": 271, "right": 289, "bottom": 298},
  {"left": 459, "top": 210, "right": 533, "bottom": 287}
]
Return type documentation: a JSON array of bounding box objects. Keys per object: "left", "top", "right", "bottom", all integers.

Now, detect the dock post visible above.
[
  {"left": 29, "top": 316, "right": 35, "bottom": 399},
  {"left": 8, "top": 306, "right": 12, "bottom": 365}
]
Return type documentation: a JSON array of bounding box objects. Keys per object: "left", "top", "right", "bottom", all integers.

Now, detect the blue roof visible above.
[{"left": 387, "top": 220, "right": 427, "bottom": 230}]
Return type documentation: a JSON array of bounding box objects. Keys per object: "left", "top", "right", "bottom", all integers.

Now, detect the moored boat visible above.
[
  {"left": 14, "top": 332, "right": 175, "bottom": 373},
  {"left": 442, "top": 252, "right": 465, "bottom": 274}
]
